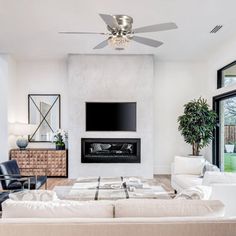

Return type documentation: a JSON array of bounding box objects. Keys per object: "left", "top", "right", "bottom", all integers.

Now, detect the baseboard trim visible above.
[{"left": 154, "top": 165, "right": 171, "bottom": 175}]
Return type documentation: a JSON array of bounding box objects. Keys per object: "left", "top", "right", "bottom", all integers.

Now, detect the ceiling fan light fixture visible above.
[
  {"left": 60, "top": 14, "right": 178, "bottom": 49},
  {"left": 108, "top": 35, "right": 130, "bottom": 49}
]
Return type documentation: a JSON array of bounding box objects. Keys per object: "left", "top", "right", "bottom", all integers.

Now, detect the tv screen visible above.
[{"left": 86, "top": 102, "right": 136, "bottom": 131}]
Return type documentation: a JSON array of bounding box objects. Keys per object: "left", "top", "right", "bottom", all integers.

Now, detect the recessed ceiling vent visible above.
[{"left": 210, "top": 25, "right": 223, "bottom": 33}]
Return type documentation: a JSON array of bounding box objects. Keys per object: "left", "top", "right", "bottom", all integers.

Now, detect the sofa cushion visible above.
[
  {"left": 203, "top": 171, "right": 236, "bottom": 186},
  {"left": 172, "top": 174, "right": 202, "bottom": 190},
  {"left": 2, "top": 200, "right": 114, "bottom": 218},
  {"left": 174, "top": 156, "right": 205, "bottom": 175},
  {"left": 9, "top": 190, "right": 58, "bottom": 201},
  {"left": 174, "top": 185, "right": 212, "bottom": 200},
  {"left": 115, "top": 199, "right": 225, "bottom": 218}
]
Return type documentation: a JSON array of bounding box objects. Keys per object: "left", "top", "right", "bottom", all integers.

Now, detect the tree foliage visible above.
[
  {"left": 178, "top": 97, "right": 217, "bottom": 156},
  {"left": 224, "top": 97, "right": 236, "bottom": 125}
]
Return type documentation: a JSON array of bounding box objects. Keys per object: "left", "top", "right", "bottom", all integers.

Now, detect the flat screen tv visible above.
[{"left": 86, "top": 102, "right": 136, "bottom": 131}]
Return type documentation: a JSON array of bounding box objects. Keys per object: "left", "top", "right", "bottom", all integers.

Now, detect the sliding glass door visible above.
[{"left": 213, "top": 92, "right": 236, "bottom": 172}]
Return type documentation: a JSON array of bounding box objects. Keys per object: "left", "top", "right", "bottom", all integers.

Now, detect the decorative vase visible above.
[
  {"left": 56, "top": 144, "right": 65, "bottom": 150},
  {"left": 16, "top": 137, "right": 29, "bottom": 149}
]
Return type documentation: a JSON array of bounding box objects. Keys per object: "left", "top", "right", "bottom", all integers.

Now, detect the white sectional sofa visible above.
[
  {"left": 1, "top": 197, "right": 236, "bottom": 236},
  {"left": 1, "top": 217, "right": 236, "bottom": 236},
  {"left": 1, "top": 171, "right": 236, "bottom": 236},
  {"left": 171, "top": 156, "right": 236, "bottom": 217}
]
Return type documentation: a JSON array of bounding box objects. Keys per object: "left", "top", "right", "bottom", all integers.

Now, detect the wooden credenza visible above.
[{"left": 9, "top": 149, "right": 68, "bottom": 178}]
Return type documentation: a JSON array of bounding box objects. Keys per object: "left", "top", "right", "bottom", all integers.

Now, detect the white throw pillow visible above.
[
  {"left": 115, "top": 199, "right": 225, "bottom": 218},
  {"left": 174, "top": 185, "right": 212, "bottom": 200},
  {"left": 9, "top": 190, "right": 58, "bottom": 201},
  {"left": 203, "top": 171, "right": 236, "bottom": 186},
  {"left": 202, "top": 162, "right": 220, "bottom": 175},
  {"left": 2, "top": 200, "right": 114, "bottom": 218},
  {"left": 174, "top": 156, "right": 205, "bottom": 175}
]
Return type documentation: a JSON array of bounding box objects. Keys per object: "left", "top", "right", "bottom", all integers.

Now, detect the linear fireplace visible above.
[{"left": 81, "top": 138, "right": 141, "bottom": 163}]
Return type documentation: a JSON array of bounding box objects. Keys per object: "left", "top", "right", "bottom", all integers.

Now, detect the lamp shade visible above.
[{"left": 10, "top": 123, "right": 36, "bottom": 136}]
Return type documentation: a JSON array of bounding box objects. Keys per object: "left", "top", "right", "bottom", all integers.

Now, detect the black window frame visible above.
[
  {"left": 212, "top": 90, "right": 236, "bottom": 168},
  {"left": 217, "top": 61, "right": 236, "bottom": 89}
]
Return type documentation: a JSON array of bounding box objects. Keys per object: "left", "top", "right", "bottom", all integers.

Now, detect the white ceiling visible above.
[{"left": 0, "top": 0, "right": 236, "bottom": 60}]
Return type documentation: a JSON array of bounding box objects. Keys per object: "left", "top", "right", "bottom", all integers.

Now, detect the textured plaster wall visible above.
[{"left": 68, "top": 54, "right": 154, "bottom": 178}]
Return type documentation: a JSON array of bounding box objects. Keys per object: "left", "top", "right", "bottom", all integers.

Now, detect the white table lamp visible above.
[{"left": 10, "top": 123, "right": 36, "bottom": 149}]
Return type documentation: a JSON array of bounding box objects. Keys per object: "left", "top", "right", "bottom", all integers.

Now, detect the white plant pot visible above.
[
  {"left": 225, "top": 144, "right": 234, "bottom": 153},
  {"left": 188, "top": 155, "right": 204, "bottom": 158}
]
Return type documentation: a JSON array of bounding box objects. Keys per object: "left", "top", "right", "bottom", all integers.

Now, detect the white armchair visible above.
[{"left": 171, "top": 156, "right": 219, "bottom": 193}]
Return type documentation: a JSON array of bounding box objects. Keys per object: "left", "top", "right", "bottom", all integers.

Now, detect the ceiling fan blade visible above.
[
  {"left": 133, "top": 22, "right": 177, "bottom": 34},
  {"left": 59, "top": 31, "right": 107, "bottom": 35},
  {"left": 99, "top": 14, "right": 120, "bottom": 30},
  {"left": 93, "top": 39, "right": 109, "bottom": 49},
  {"left": 132, "top": 36, "right": 163, "bottom": 48}
]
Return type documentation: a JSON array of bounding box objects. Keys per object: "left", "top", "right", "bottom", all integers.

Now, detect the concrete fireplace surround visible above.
[{"left": 68, "top": 55, "right": 154, "bottom": 178}]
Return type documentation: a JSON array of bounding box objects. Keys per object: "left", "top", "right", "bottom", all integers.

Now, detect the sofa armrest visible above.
[
  {"left": 203, "top": 171, "right": 236, "bottom": 186},
  {"left": 210, "top": 184, "right": 236, "bottom": 217}
]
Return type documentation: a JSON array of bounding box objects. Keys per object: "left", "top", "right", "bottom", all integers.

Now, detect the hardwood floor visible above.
[
  {"left": 153, "top": 175, "right": 173, "bottom": 192},
  {"left": 46, "top": 178, "right": 76, "bottom": 190},
  {"left": 46, "top": 175, "right": 173, "bottom": 192}
]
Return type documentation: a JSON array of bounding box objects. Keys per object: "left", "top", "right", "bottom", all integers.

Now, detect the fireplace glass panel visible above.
[{"left": 81, "top": 138, "right": 140, "bottom": 163}]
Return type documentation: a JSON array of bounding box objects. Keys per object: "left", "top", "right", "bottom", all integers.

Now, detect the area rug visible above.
[{"left": 54, "top": 177, "right": 172, "bottom": 201}]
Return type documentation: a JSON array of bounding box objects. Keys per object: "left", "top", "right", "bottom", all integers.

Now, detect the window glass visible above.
[{"left": 221, "top": 64, "right": 236, "bottom": 88}]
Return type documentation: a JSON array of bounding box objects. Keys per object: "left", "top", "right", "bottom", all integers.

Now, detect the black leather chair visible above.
[
  {"left": 0, "top": 160, "right": 47, "bottom": 190},
  {"left": 0, "top": 175, "right": 31, "bottom": 211}
]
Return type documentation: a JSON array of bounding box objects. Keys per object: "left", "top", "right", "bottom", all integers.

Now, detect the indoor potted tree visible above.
[{"left": 178, "top": 97, "right": 217, "bottom": 157}]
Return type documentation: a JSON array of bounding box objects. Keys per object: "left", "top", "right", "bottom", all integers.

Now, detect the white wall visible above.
[
  {"left": 0, "top": 55, "right": 17, "bottom": 162},
  {"left": 8, "top": 59, "right": 68, "bottom": 149},
  {"left": 207, "top": 33, "right": 236, "bottom": 98},
  {"left": 153, "top": 60, "right": 209, "bottom": 173},
  {"left": 153, "top": 32, "right": 236, "bottom": 174},
  {"left": 5, "top": 56, "right": 217, "bottom": 176},
  {"left": 0, "top": 55, "right": 9, "bottom": 162},
  {"left": 68, "top": 54, "right": 154, "bottom": 178}
]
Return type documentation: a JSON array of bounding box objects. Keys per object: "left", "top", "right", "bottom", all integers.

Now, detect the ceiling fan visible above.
[{"left": 59, "top": 14, "right": 178, "bottom": 50}]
